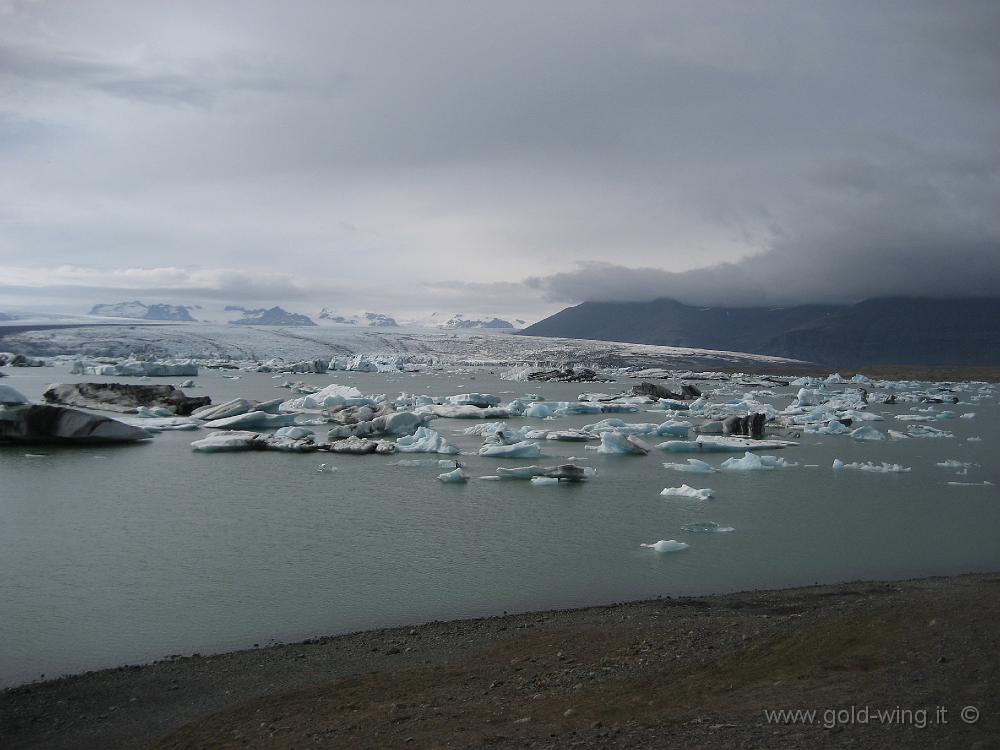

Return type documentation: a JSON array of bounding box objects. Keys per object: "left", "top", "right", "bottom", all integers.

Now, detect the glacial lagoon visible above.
[{"left": 2, "top": 362, "right": 999, "bottom": 687}]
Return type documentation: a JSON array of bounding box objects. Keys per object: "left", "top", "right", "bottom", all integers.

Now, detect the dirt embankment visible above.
[{"left": 2, "top": 573, "right": 998, "bottom": 749}]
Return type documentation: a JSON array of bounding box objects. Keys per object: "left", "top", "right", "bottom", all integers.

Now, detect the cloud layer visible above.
[{"left": 1, "top": 1, "right": 997, "bottom": 319}]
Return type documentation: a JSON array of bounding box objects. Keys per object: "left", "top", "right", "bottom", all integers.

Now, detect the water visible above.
[{"left": 2, "top": 365, "right": 998, "bottom": 687}]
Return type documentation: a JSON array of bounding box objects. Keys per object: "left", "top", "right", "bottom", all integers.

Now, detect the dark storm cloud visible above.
[{"left": 0, "top": 1, "right": 998, "bottom": 319}]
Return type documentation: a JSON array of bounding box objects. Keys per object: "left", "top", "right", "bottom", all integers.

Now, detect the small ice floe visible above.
[
  {"left": 946, "top": 481, "right": 994, "bottom": 487},
  {"left": 24, "top": 453, "right": 47, "bottom": 458},
  {"left": 478, "top": 441, "right": 542, "bottom": 458},
  {"left": 936, "top": 460, "right": 974, "bottom": 469},
  {"left": 437, "top": 467, "right": 469, "bottom": 483},
  {"left": 832, "top": 459, "right": 911, "bottom": 473},
  {"left": 640, "top": 540, "right": 689, "bottom": 553},
  {"left": 680, "top": 521, "right": 735, "bottom": 533},
  {"left": 597, "top": 431, "right": 651, "bottom": 455},
  {"left": 662, "top": 458, "right": 717, "bottom": 473},
  {"left": 275, "top": 426, "right": 314, "bottom": 440},
  {"left": 960, "top": 413, "right": 976, "bottom": 419},
  {"left": 316, "top": 463, "right": 337, "bottom": 473},
  {"left": 720, "top": 452, "right": 797, "bottom": 471},
  {"left": 967, "top": 436, "right": 982, "bottom": 442},
  {"left": 204, "top": 411, "right": 298, "bottom": 430},
  {"left": 479, "top": 475, "right": 502, "bottom": 481},
  {"left": 660, "top": 484, "right": 714, "bottom": 500},
  {"left": 658, "top": 436, "right": 796, "bottom": 453},
  {"left": 887, "top": 430, "right": 910, "bottom": 440},
  {"left": 530, "top": 476, "right": 560, "bottom": 485},
  {"left": 907, "top": 425, "right": 954, "bottom": 439},
  {"left": 396, "top": 427, "right": 460, "bottom": 455},
  {"left": 179, "top": 379, "right": 195, "bottom": 388},
  {"left": 392, "top": 458, "right": 437, "bottom": 467},
  {"left": 438, "top": 459, "right": 460, "bottom": 468},
  {"left": 850, "top": 425, "right": 886, "bottom": 441}
]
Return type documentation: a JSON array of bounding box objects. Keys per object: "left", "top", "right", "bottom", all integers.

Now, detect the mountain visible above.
[
  {"left": 363, "top": 312, "right": 398, "bottom": 328},
  {"left": 227, "top": 306, "right": 316, "bottom": 326},
  {"left": 89, "top": 301, "right": 197, "bottom": 321},
  {"left": 317, "top": 308, "right": 358, "bottom": 324},
  {"left": 441, "top": 315, "right": 515, "bottom": 330},
  {"left": 521, "top": 297, "right": 1000, "bottom": 366}
]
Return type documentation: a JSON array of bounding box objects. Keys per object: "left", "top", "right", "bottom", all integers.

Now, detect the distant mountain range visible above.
[
  {"left": 520, "top": 297, "right": 1000, "bottom": 366},
  {"left": 441, "top": 315, "right": 514, "bottom": 330},
  {"left": 89, "top": 301, "right": 197, "bottom": 321},
  {"left": 226, "top": 306, "right": 317, "bottom": 326}
]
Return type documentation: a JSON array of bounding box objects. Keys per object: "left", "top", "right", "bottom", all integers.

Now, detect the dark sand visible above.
[{"left": 2, "top": 573, "right": 998, "bottom": 749}]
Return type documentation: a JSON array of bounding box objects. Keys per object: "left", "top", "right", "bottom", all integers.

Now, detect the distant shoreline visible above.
[{"left": 3, "top": 572, "right": 998, "bottom": 749}]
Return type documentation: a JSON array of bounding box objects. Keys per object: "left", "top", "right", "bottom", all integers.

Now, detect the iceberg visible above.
[
  {"left": 660, "top": 484, "right": 714, "bottom": 500},
  {"left": 190, "top": 430, "right": 317, "bottom": 453},
  {"left": 478, "top": 441, "right": 542, "bottom": 458},
  {"left": 0, "top": 385, "right": 30, "bottom": 405},
  {"left": 529, "top": 476, "right": 560, "bottom": 485},
  {"left": 444, "top": 393, "right": 501, "bottom": 408},
  {"left": 680, "top": 521, "right": 734, "bottom": 533},
  {"left": 203, "top": 411, "right": 298, "bottom": 430},
  {"left": 437, "top": 467, "right": 469, "bottom": 483},
  {"left": 662, "top": 458, "right": 717, "bottom": 473},
  {"left": 1, "top": 404, "right": 153, "bottom": 445},
  {"left": 850, "top": 426, "right": 886, "bottom": 441},
  {"left": 657, "top": 435, "right": 796, "bottom": 453},
  {"left": 279, "top": 383, "right": 368, "bottom": 412},
  {"left": 832, "top": 459, "right": 911, "bottom": 473},
  {"left": 597, "top": 431, "right": 651, "bottom": 455},
  {"left": 640, "top": 540, "right": 689, "bottom": 553},
  {"left": 395, "top": 426, "right": 460, "bottom": 454},
  {"left": 720, "top": 452, "right": 797, "bottom": 471},
  {"left": 907, "top": 425, "right": 954, "bottom": 439}
]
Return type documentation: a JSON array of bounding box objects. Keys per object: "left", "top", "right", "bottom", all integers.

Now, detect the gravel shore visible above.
[{"left": 3, "top": 573, "right": 998, "bottom": 749}]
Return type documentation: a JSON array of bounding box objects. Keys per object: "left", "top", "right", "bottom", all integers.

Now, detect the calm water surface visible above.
[{"left": 1, "top": 365, "right": 998, "bottom": 686}]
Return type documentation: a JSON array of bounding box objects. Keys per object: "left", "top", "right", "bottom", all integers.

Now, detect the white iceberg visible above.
[
  {"left": 660, "top": 484, "right": 714, "bottom": 500},
  {"left": 203, "top": 410, "right": 298, "bottom": 430},
  {"left": 720, "top": 452, "right": 797, "bottom": 471},
  {"left": 850, "top": 425, "right": 886, "bottom": 441},
  {"left": 640, "top": 540, "right": 689, "bottom": 552},
  {"left": 530, "top": 476, "right": 560, "bottom": 485},
  {"left": 437, "top": 467, "right": 469, "bottom": 483},
  {"left": 680, "top": 521, "right": 734, "bottom": 533},
  {"left": 597, "top": 431, "right": 651, "bottom": 455},
  {"left": 395, "top": 426, "right": 460, "bottom": 454},
  {"left": 662, "top": 458, "right": 717, "bottom": 473},
  {"left": 279, "top": 383, "right": 367, "bottom": 412},
  {"left": 832, "top": 459, "right": 911, "bottom": 473},
  {"left": 478, "top": 441, "right": 543, "bottom": 458}
]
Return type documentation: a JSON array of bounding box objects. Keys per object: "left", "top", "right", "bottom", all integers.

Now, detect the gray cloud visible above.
[{"left": 0, "top": 1, "right": 998, "bottom": 320}]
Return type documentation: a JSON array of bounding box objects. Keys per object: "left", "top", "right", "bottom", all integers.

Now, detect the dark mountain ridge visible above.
[{"left": 521, "top": 297, "right": 1000, "bottom": 366}]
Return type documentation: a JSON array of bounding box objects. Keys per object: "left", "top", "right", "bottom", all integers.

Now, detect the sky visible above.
[{"left": 1, "top": 0, "right": 998, "bottom": 323}]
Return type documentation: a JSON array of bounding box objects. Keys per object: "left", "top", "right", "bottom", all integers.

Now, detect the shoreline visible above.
[{"left": 3, "top": 572, "right": 998, "bottom": 749}]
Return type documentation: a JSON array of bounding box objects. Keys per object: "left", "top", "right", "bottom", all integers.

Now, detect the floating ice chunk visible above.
[
  {"left": 395, "top": 426, "right": 460, "bottom": 454},
  {"left": 437, "top": 467, "right": 469, "bottom": 483},
  {"left": 530, "top": 476, "right": 560, "bottom": 485},
  {"left": 660, "top": 484, "right": 714, "bottom": 500},
  {"left": 0, "top": 385, "right": 30, "bottom": 405},
  {"left": 832, "top": 459, "right": 911, "bottom": 473},
  {"left": 478, "top": 441, "right": 542, "bottom": 458},
  {"left": 907, "top": 425, "right": 954, "bottom": 439},
  {"left": 479, "top": 475, "right": 502, "bottom": 481},
  {"left": 525, "top": 402, "right": 552, "bottom": 418},
  {"left": 420, "top": 404, "right": 510, "bottom": 419},
  {"left": 662, "top": 458, "right": 717, "bottom": 473},
  {"left": 946, "top": 480, "right": 994, "bottom": 487},
  {"left": 680, "top": 522, "right": 734, "bottom": 533},
  {"left": 961, "top": 412, "right": 976, "bottom": 419},
  {"left": 544, "top": 430, "right": 594, "bottom": 442},
  {"left": 279, "top": 383, "right": 367, "bottom": 412},
  {"left": 316, "top": 463, "right": 337, "bottom": 473},
  {"left": 887, "top": 430, "right": 910, "bottom": 440},
  {"left": 936, "top": 459, "right": 974, "bottom": 469},
  {"left": 850, "top": 425, "right": 886, "bottom": 441},
  {"left": 640, "top": 540, "right": 689, "bottom": 552},
  {"left": 462, "top": 421, "right": 509, "bottom": 437},
  {"left": 275, "top": 426, "right": 314, "bottom": 440},
  {"left": 720, "top": 452, "right": 797, "bottom": 471},
  {"left": 122, "top": 416, "right": 201, "bottom": 432},
  {"left": 190, "top": 431, "right": 263, "bottom": 452},
  {"left": 597, "top": 431, "right": 651, "bottom": 455},
  {"left": 967, "top": 436, "right": 982, "bottom": 442},
  {"left": 134, "top": 405, "right": 175, "bottom": 418},
  {"left": 444, "top": 393, "right": 501, "bottom": 408},
  {"left": 204, "top": 411, "right": 298, "bottom": 430},
  {"left": 504, "top": 399, "right": 529, "bottom": 416},
  {"left": 437, "top": 459, "right": 460, "bottom": 468},
  {"left": 495, "top": 465, "right": 547, "bottom": 479},
  {"left": 392, "top": 458, "right": 437, "bottom": 467},
  {"left": 658, "top": 436, "right": 796, "bottom": 453}
]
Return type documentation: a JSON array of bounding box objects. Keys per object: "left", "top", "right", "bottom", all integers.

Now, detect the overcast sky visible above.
[{"left": 1, "top": 1, "right": 998, "bottom": 321}]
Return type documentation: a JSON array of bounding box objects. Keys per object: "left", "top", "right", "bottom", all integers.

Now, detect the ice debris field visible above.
[{"left": 3, "top": 334, "right": 997, "bottom": 557}]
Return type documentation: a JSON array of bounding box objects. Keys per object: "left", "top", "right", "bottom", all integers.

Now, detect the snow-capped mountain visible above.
[
  {"left": 88, "top": 301, "right": 197, "bottom": 321},
  {"left": 226, "top": 306, "right": 316, "bottom": 326},
  {"left": 441, "top": 314, "right": 515, "bottom": 330}
]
